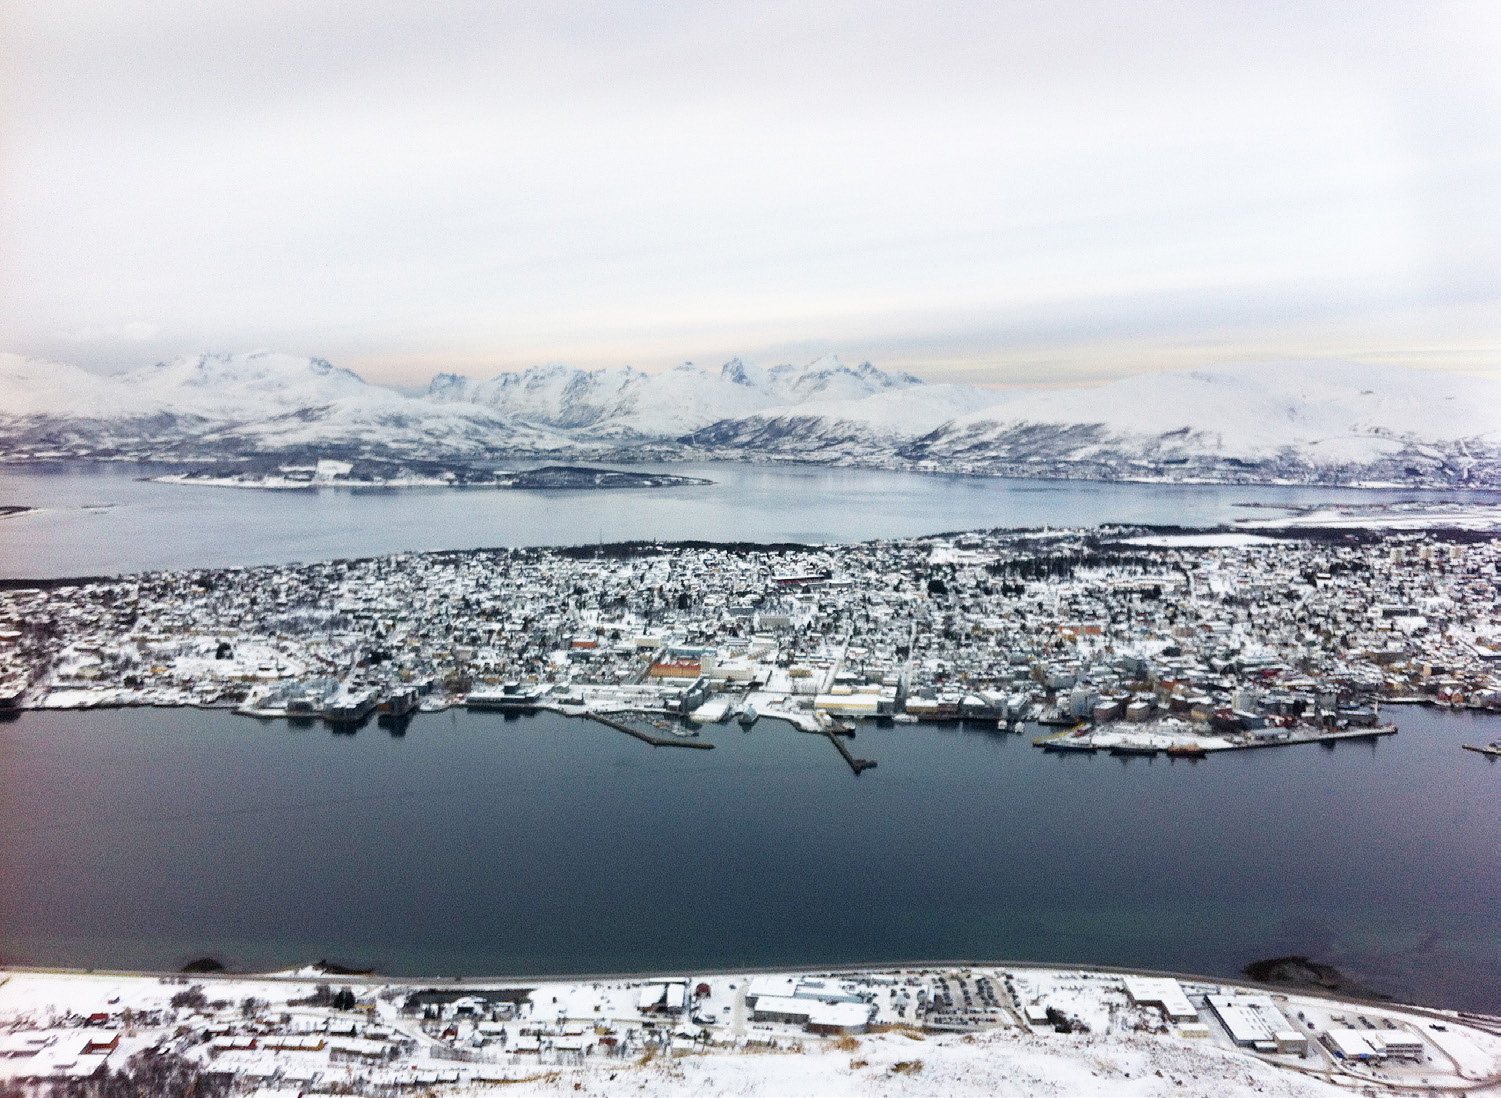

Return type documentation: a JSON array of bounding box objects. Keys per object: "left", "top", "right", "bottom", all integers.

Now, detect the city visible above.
[{"left": 3, "top": 528, "right": 1498, "bottom": 766}]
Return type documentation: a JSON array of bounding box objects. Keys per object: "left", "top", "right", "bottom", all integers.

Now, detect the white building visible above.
[
  {"left": 1325, "top": 1027, "right": 1424, "bottom": 1062},
  {"left": 1206, "top": 994, "right": 1305, "bottom": 1054},
  {"left": 1122, "top": 977, "right": 1198, "bottom": 1022}
]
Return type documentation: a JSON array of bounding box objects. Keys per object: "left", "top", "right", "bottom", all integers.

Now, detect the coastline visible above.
[
  {"left": 3, "top": 959, "right": 1497, "bottom": 1096},
  {"left": 6, "top": 450, "right": 1501, "bottom": 492}
]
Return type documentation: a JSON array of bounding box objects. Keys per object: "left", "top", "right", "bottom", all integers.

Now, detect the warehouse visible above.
[
  {"left": 1122, "top": 977, "right": 1198, "bottom": 1022},
  {"left": 1206, "top": 994, "right": 1306, "bottom": 1054}
]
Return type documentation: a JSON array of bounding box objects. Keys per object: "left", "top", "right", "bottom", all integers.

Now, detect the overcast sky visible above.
[{"left": 2, "top": 0, "right": 1497, "bottom": 387}]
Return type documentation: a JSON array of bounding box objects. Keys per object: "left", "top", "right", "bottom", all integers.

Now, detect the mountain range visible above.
[{"left": 1, "top": 350, "right": 1497, "bottom": 487}]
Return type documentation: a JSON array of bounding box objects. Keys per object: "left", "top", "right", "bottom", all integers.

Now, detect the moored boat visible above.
[
  {"left": 466, "top": 683, "right": 547, "bottom": 711},
  {"left": 1043, "top": 739, "right": 1097, "bottom": 753},
  {"left": 1166, "top": 743, "right": 1208, "bottom": 759},
  {"left": 1109, "top": 743, "right": 1159, "bottom": 757}
]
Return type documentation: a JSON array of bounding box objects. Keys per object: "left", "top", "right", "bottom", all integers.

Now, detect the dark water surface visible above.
[
  {"left": 2, "top": 706, "right": 1496, "bottom": 1010},
  {"left": 3, "top": 460, "right": 1498, "bottom": 578}
]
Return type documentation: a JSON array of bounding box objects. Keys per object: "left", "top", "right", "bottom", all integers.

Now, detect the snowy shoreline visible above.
[{"left": 2, "top": 961, "right": 1497, "bottom": 1097}]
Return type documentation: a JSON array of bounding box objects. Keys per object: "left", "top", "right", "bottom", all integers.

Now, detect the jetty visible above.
[
  {"left": 1461, "top": 742, "right": 1501, "bottom": 758},
  {"left": 815, "top": 714, "right": 877, "bottom": 774},
  {"left": 582, "top": 711, "right": 715, "bottom": 750}
]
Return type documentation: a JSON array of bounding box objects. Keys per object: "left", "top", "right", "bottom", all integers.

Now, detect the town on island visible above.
[{"left": 2, "top": 525, "right": 1500, "bottom": 769}]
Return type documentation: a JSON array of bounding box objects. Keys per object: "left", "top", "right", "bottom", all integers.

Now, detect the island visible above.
[
  {"left": 3, "top": 525, "right": 1498, "bottom": 776},
  {"left": 150, "top": 459, "right": 712, "bottom": 491}
]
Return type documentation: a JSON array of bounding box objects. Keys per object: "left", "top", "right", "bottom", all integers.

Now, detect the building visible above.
[
  {"left": 1122, "top": 977, "right": 1198, "bottom": 1022},
  {"left": 748, "top": 995, "right": 874, "bottom": 1035},
  {"left": 636, "top": 982, "right": 687, "bottom": 1015},
  {"left": 1206, "top": 994, "right": 1305, "bottom": 1054},
  {"left": 1324, "top": 1028, "right": 1424, "bottom": 1062},
  {"left": 814, "top": 691, "right": 881, "bottom": 718}
]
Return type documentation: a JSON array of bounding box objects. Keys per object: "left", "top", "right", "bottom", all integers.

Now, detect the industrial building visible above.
[
  {"left": 1206, "top": 994, "right": 1307, "bottom": 1055},
  {"left": 1122, "top": 977, "right": 1199, "bottom": 1022},
  {"left": 1324, "top": 1027, "right": 1425, "bottom": 1062},
  {"left": 746, "top": 977, "right": 874, "bottom": 1034}
]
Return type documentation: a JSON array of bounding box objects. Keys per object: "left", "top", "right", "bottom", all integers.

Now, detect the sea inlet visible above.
[{"left": 1, "top": 703, "right": 1496, "bottom": 1012}]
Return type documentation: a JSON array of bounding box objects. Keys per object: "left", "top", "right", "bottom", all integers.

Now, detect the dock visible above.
[
  {"left": 822, "top": 725, "right": 878, "bottom": 774},
  {"left": 1462, "top": 743, "right": 1501, "bottom": 758},
  {"left": 1033, "top": 722, "right": 1399, "bottom": 756},
  {"left": 581, "top": 711, "right": 715, "bottom": 749}
]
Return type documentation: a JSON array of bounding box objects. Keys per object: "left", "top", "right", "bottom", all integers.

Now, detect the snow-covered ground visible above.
[
  {"left": 1234, "top": 502, "right": 1501, "bottom": 532},
  {"left": 2, "top": 964, "right": 1496, "bottom": 1097}
]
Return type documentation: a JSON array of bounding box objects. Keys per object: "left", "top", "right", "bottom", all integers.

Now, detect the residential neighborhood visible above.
[{"left": 1, "top": 528, "right": 1497, "bottom": 760}]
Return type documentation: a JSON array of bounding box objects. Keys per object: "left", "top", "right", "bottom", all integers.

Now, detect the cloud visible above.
[
  {"left": 2, "top": 1, "right": 1498, "bottom": 383},
  {"left": 59, "top": 321, "right": 158, "bottom": 343}
]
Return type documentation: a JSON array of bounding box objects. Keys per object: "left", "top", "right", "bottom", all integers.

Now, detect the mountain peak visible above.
[{"left": 720, "top": 358, "right": 765, "bottom": 387}]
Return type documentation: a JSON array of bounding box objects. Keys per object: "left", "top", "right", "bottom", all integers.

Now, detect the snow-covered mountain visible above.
[
  {"left": 424, "top": 354, "right": 922, "bottom": 438},
  {"left": 0, "top": 351, "right": 569, "bottom": 459},
  {"left": 1, "top": 350, "right": 1496, "bottom": 486},
  {"left": 683, "top": 382, "right": 1007, "bottom": 459},
  {"left": 891, "top": 362, "right": 1501, "bottom": 484}
]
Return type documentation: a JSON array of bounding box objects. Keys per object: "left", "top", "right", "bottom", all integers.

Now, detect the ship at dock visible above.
[
  {"left": 323, "top": 688, "right": 379, "bottom": 726},
  {"left": 465, "top": 683, "right": 548, "bottom": 712},
  {"left": 377, "top": 686, "right": 420, "bottom": 727}
]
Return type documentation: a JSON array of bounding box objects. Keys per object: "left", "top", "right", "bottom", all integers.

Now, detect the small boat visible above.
[
  {"left": 1035, "top": 707, "right": 1076, "bottom": 726},
  {"left": 892, "top": 713, "right": 919, "bottom": 724},
  {"left": 1166, "top": 743, "right": 1208, "bottom": 759},
  {"left": 738, "top": 704, "right": 759, "bottom": 728}
]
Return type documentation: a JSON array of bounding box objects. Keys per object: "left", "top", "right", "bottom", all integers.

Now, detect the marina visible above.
[{"left": 580, "top": 710, "right": 716, "bottom": 750}]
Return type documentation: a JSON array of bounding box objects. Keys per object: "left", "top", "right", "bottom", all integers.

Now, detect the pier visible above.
[
  {"left": 1033, "top": 722, "right": 1399, "bottom": 756},
  {"left": 821, "top": 724, "right": 878, "bottom": 774},
  {"left": 582, "top": 711, "right": 715, "bottom": 750}
]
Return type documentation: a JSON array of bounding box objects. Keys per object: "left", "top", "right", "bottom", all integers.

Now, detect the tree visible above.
[{"left": 169, "top": 987, "right": 207, "bottom": 1012}]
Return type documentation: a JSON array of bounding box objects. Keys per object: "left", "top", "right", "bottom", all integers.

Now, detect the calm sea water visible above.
[
  {"left": 1, "top": 706, "right": 1496, "bottom": 1010},
  {"left": 3, "top": 460, "right": 1498, "bottom": 578}
]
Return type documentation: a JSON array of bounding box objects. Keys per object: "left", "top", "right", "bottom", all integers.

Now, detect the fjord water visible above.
[
  {"left": 1, "top": 706, "right": 1497, "bottom": 1011},
  {"left": 4, "top": 460, "right": 1500, "bottom": 578}
]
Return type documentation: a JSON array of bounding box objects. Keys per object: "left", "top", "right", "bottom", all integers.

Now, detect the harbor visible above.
[{"left": 579, "top": 710, "right": 715, "bottom": 750}]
